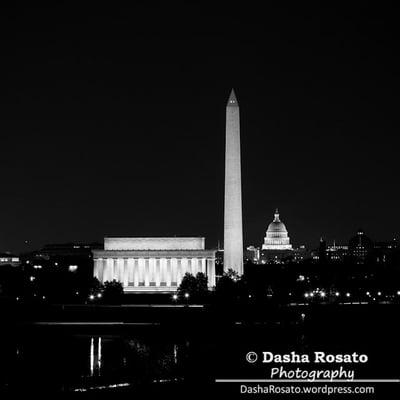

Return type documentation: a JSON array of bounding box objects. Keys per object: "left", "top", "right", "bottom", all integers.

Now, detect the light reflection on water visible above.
[
  {"left": 81, "top": 333, "right": 189, "bottom": 388},
  {"left": 89, "top": 337, "right": 103, "bottom": 377},
  {"left": 2, "top": 330, "right": 192, "bottom": 392}
]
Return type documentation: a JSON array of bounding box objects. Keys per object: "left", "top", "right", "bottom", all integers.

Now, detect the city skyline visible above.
[{"left": 1, "top": 4, "right": 399, "bottom": 253}]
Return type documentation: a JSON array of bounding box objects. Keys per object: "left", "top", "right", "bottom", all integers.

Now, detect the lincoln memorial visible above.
[{"left": 93, "top": 237, "right": 216, "bottom": 292}]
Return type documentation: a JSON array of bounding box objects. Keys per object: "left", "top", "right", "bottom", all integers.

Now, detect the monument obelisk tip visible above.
[{"left": 227, "top": 88, "right": 239, "bottom": 107}]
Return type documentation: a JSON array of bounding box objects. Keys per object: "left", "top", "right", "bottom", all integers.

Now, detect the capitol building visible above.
[
  {"left": 261, "top": 209, "right": 293, "bottom": 263},
  {"left": 262, "top": 209, "right": 293, "bottom": 250}
]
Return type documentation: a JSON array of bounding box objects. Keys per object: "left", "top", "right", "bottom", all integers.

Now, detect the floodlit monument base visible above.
[{"left": 93, "top": 237, "right": 216, "bottom": 293}]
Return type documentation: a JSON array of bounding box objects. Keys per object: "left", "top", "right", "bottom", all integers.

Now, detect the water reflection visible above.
[
  {"left": 89, "top": 337, "right": 102, "bottom": 377},
  {"left": 80, "top": 334, "right": 189, "bottom": 389}
]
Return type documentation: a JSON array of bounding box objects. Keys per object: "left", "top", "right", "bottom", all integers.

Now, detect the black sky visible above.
[{"left": 0, "top": 3, "right": 399, "bottom": 253}]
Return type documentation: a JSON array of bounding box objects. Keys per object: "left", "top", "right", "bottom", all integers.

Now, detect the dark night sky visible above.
[{"left": 0, "top": 3, "right": 399, "bottom": 253}]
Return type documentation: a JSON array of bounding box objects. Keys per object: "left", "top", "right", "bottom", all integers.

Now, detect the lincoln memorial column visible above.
[
  {"left": 106, "top": 258, "right": 113, "bottom": 282},
  {"left": 144, "top": 258, "right": 150, "bottom": 287},
  {"left": 181, "top": 258, "right": 188, "bottom": 277},
  {"left": 123, "top": 258, "right": 128, "bottom": 287},
  {"left": 149, "top": 258, "right": 155, "bottom": 285},
  {"left": 160, "top": 258, "right": 166, "bottom": 286},
  {"left": 176, "top": 258, "right": 182, "bottom": 285},
  {"left": 191, "top": 258, "right": 197, "bottom": 275},
  {"left": 201, "top": 258, "right": 206, "bottom": 274},
  {"left": 112, "top": 258, "right": 118, "bottom": 280},
  {"left": 138, "top": 258, "right": 145, "bottom": 286},
  {"left": 132, "top": 258, "right": 138, "bottom": 287},
  {"left": 171, "top": 258, "right": 177, "bottom": 284},
  {"left": 117, "top": 258, "right": 124, "bottom": 282},
  {"left": 155, "top": 258, "right": 161, "bottom": 286},
  {"left": 166, "top": 258, "right": 172, "bottom": 287},
  {"left": 128, "top": 258, "right": 134, "bottom": 285}
]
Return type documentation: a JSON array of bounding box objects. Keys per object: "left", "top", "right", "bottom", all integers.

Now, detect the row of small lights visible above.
[
  {"left": 89, "top": 293, "right": 102, "bottom": 300},
  {"left": 16, "top": 290, "right": 87, "bottom": 302},
  {"left": 304, "top": 290, "right": 400, "bottom": 299},
  {"left": 172, "top": 293, "right": 189, "bottom": 301},
  {"left": 16, "top": 294, "right": 46, "bottom": 301},
  {"left": 32, "top": 264, "right": 77, "bottom": 271}
]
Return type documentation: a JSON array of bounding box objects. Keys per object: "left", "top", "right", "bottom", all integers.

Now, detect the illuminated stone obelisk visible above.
[{"left": 223, "top": 89, "right": 243, "bottom": 274}]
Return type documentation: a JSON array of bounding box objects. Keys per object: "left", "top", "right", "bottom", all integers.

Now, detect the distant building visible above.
[
  {"left": 21, "top": 242, "right": 101, "bottom": 273},
  {"left": 93, "top": 237, "right": 216, "bottom": 293},
  {"left": 261, "top": 209, "right": 293, "bottom": 263},
  {"left": 348, "top": 229, "right": 374, "bottom": 263},
  {"left": 245, "top": 246, "right": 260, "bottom": 263},
  {"left": 292, "top": 245, "right": 310, "bottom": 263},
  {"left": 374, "top": 238, "right": 398, "bottom": 264},
  {"left": 326, "top": 242, "right": 348, "bottom": 263},
  {"left": 0, "top": 252, "right": 20, "bottom": 267},
  {"left": 312, "top": 240, "right": 349, "bottom": 263},
  {"left": 318, "top": 238, "right": 327, "bottom": 264}
]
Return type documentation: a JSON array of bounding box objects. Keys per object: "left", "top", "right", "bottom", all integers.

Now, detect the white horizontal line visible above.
[
  {"left": 33, "top": 322, "right": 161, "bottom": 326},
  {"left": 216, "top": 379, "right": 400, "bottom": 383}
]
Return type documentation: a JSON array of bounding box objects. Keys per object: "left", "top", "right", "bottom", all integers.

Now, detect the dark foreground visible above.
[{"left": 0, "top": 303, "right": 399, "bottom": 398}]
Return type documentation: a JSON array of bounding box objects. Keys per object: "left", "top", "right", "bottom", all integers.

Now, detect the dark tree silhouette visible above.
[{"left": 177, "top": 272, "right": 209, "bottom": 302}]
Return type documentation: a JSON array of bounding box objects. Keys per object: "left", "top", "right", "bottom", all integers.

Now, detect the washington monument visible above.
[{"left": 224, "top": 89, "right": 243, "bottom": 274}]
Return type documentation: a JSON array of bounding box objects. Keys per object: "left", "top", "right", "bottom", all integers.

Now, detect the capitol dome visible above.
[{"left": 262, "top": 209, "right": 293, "bottom": 250}]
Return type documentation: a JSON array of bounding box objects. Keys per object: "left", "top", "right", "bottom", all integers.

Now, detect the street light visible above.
[{"left": 89, "top": 294, "right": 95, "bottom": 300}]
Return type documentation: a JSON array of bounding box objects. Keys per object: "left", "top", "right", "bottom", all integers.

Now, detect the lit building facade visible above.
[
  {"left": 260, "top": 210, "right": 293, "bottom": 263},
  {"left": 348, "top": 229, "right": 373, "bottom": 264},
  {"left": 374, "top": 239, "right": 398, "bottom": 264},
  {"left": 93, "top": 237, "right": 216, "bottom": 293},
  {"left": 326, "top": 243, "right": 349, "bottom": 263},
  {"left": 0, "top": 252, "right": 20, "bottom": 267},
  {"left": 245, "top": 246, "right": 260, "bottom": 263},
  {"left": 262, "top": 209, "right": 293, "bottom": 250}
]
